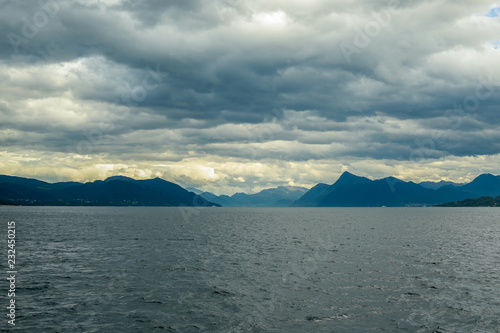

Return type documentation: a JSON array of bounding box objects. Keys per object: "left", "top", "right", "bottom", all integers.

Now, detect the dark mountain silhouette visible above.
[
  {"left": 2, "top": 172, "right": 499, "bottom": 207},
  {"left": 196, "top": 186, "right": 308, "bottom": 207},
  {"left": 292, "top": 171, "right": 500, "bottom": 207},
  {"left": 0, "top": 175, "right": 219, "bottom": 207},
  {"left": 435, "top": 196, "right": 500, "bottom": 207},
  {"left": 458, "top": 174, "right": 500, "bottom": 197},
  {"left": 291, "top": 183, "right": 330, "bottom": 207},
  {"left": 103, "top": 175, "right": 136, "bottom": 183},
  {"left": 0, "top": 175, "right": 79, "bottom": 189}
]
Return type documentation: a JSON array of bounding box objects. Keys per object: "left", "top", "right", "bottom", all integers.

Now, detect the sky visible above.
[{"left": 0, "top": 0, "right": 499, "bottom": 195}]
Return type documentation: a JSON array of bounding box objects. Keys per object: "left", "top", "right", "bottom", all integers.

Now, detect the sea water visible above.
[{"left": 0, "top": 207, "right": 499, "bottom": 332}]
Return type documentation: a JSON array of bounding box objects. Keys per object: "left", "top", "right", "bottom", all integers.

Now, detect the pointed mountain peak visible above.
[
  {"left": 332, "top": 171, "right": 372, "bottom": 188},
  {"left": 336, "top": 171, "right": 368, "bottom": 182},
  {"left": 336, "top": 171, "right": 356, "bottom": 181}
]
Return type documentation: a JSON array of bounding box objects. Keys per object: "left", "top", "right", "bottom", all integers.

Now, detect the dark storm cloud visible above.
[{"left": 1, "top": 0, "right": 500, "bottom": 181}]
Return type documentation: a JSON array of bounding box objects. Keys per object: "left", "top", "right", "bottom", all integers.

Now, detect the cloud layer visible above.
[{"left": 1, "top": 0, "right": 499, "bottom": 193}]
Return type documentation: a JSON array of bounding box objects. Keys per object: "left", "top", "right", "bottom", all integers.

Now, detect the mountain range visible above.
[
  {"left": 0, "top": 172, "right": 499, "bottom": 207},
  {"left": 291, "top": 171, "right": 500, "bottom": 207},
  {"left": 0, "top": 175, "right": 219, "bottom": 207},
  {"left": 191, "top": 186, "right": 309, "bottom": 207}
]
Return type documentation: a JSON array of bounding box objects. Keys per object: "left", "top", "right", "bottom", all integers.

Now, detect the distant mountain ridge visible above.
[
  {"left": 192, "top": 186, "right": 309, "bottom": 207},
  {"left": 0, "top": 175, "right": 219, "bottom": 207},
  {"left": 418, "top": 180, "right": 465, "bottom": 190},
  {"left": 292, "top": 172, "right": 500, "bottom": 207},
  {"left": 1, "top": 172, "right": 499, "bottom": 207}
]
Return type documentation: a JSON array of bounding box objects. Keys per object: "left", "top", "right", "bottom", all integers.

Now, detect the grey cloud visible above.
[{"left": 1, "top": 0, "right": 500, "bottom": 189}]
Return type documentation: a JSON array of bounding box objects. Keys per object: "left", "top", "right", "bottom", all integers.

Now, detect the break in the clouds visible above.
[{"left": 0, "top": 0, "right": 499, "bottom": 194}]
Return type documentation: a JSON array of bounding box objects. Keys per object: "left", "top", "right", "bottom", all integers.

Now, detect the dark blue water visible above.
[{"left": 1, "top": 207, "right": 499, "bottom": 332}]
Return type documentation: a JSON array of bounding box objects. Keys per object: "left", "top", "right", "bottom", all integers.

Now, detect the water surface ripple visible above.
[{"left": 1, "top": 207, "right": 499, "bottom": 332}]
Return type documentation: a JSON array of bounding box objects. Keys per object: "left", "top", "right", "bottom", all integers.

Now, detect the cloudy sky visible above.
[{"left": 1, "top": 0, "right": 499, "bottom": 194}]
